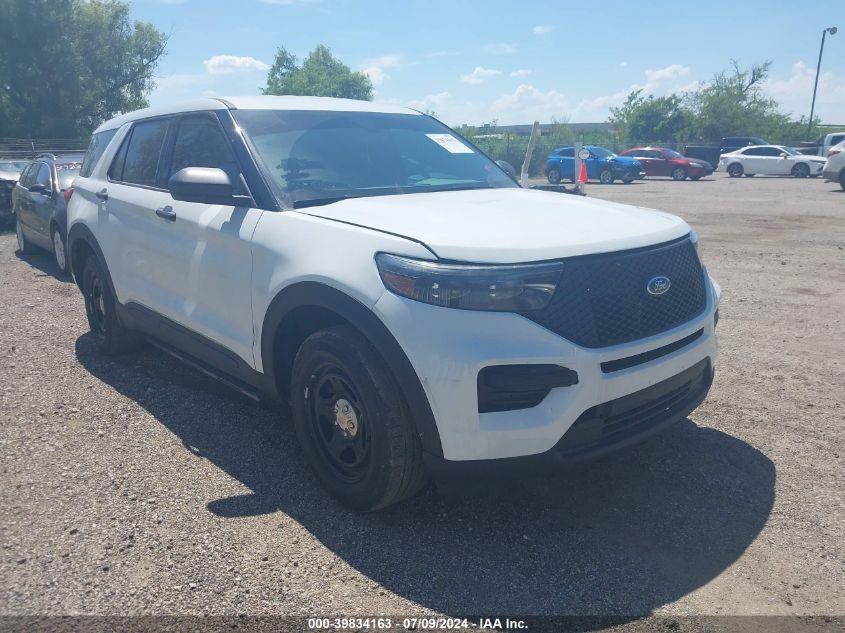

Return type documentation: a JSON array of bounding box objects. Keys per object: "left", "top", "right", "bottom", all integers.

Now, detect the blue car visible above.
[{"left": 545, "top": 145, "right": 645, "bottom": 185}]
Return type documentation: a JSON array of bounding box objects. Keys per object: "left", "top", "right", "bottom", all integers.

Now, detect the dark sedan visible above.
[
  {"left": 619, "top": 147, "right": 713, "bottom": 181},
  {"left": 12, "top": 154, "right": 83, "bottom": 275}
]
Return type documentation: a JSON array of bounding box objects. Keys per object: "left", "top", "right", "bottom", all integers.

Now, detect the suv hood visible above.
[{"left": 297, "top": 188, "right": 690, "bottom": 263}]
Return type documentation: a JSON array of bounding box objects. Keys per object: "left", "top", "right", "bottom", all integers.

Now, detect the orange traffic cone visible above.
[{"left": 577, "top": 162, "right": 588, "bottom": 184}]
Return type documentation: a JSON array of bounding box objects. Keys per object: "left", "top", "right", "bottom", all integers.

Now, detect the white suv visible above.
[{"left": 67, "top": 96, "right": 720, "bottom": 510}]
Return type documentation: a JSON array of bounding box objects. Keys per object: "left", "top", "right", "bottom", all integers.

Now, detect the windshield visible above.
[
  {"left": 590, "top": 146, "right": 615, "bottom": 159},
  {"left": 0, "top": 161, "right": 27, "bottom": 172},
  {"left": 233, "top": 110, "right": 517, "bottom": 207}
]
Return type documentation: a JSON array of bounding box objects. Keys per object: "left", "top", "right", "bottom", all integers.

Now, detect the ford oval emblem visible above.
[{"left": 647, "top": 276, "right": 671, "bottom": 296}]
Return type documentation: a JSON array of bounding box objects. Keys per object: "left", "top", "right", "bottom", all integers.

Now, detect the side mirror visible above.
[
  {"left": 495, "top": 159, "right": 517, "bottom": 179},
  {"left": 168, "top": 167, "right": 240, "bottom": 205},
  {"left": 779, "top": 153, "right": 788, "bottom": 158},
  {"left": 28, "top": 183, "right": 49, "bottom": 195}
]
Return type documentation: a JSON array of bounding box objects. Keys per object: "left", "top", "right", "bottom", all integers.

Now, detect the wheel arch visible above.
[
  {"left": 260, "top": 281, "right": 443, "bottom": 457},
  {"left": 67, "top": 223, "right": 113, "bottom": 295}
]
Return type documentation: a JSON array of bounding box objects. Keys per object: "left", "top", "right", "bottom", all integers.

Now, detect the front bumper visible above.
[
  {"left": 374, "top": 273, "right": 719, "bottom": 463},
  {"left": 424, "top": 357, "right": 713, "bottom": 482}
]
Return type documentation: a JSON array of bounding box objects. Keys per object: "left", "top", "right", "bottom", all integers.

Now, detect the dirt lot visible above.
[{"left": 1, "top": 173, "right": 843, "bottom": 625}]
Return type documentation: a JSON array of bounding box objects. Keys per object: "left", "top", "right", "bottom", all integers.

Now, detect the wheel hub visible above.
[{"left": 333, "top": 398, "right": 359, "bottom": 438}]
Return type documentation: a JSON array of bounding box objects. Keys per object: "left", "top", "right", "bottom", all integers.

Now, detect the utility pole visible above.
[{"left": 808, "top": 26, "right": 837, "bottom": 140}]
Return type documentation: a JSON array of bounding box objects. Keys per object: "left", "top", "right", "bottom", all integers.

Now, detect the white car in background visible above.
[
  {"left": 822, "top": 140, "right": 845, "bottom": 191},
  {"left": 719, "top": 145, "right": 827, "bottom": 178}
]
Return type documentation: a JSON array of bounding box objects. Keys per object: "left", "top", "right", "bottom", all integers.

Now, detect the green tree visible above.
[
  {"left": 610, "top": 91, "right": 695, "bottom": 144},
  {"left": 0, "top": 0, "right": 167, "bottom": 138},
  {"left": 263, "top": 45, "right": 373, "bottom": 101},
  {"left": 686, "top": 61, "right": 776, "bottom": 140}
]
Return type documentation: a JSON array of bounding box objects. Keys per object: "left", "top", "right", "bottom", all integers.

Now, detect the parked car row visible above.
[
  {"left": 544, "top": 144, "right": 713, "bottom": 185},
  {"left": 543, "top": 140, "right": 843, "bottom": 187}
]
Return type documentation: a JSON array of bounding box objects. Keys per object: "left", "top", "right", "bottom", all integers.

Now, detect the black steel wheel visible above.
[
  {"left": 81, "top": 256, "right": 139, "bottom": 354},
  {"left": 599, "top": 169, "right": 614, "bottom": 184},
  {"left": 291, "top": 325, "right": 427, "bottom": 510}
]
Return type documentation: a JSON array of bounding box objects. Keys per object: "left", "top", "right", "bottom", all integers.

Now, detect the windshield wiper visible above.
[{"left": 293, "top": 195, "right": 362, "bottom": 209}]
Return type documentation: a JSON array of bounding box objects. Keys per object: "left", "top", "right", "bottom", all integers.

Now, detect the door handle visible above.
[
  {"left": 155, "top": 205, "right": 176, "bottom": 221},
  {"left": 95, "top": 188, "right": 108, "bottom": 201}
]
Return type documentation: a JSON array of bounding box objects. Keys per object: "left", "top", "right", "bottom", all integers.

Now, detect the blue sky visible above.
[{"left": 136, "top": 0, "right": 845, "bottom": 126}]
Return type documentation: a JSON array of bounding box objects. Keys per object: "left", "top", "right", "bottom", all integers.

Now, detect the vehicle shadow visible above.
[
  {"left": 14, "top": 250, "right": 73, "bottom": 283},
  {"left": 75, "top": 334, "right": 775, "bottom": 617}
]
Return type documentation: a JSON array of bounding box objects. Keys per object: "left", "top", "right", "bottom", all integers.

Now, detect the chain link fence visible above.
[{"left": 0, "top": 138, "right": 88, "bottom": 160}]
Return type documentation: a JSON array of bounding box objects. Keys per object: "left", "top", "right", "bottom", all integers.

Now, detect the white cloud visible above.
[
  {"left": 203, "top": 55, "right": 270, "bottom": 75},
  {"left": 362, "top": 54, "right": 403, "bottom": 69},
  {"left": 533, "top": 25, "right": 554, "bottom": 34},
  {"left": 510, "top": 69, "right": 532, "bottom": 78},
  {"left": 461, "top": 66, "right": 501, "bottom": 85},
  {"left": 490, "top": 84, "right": 571, "bottom": 120},
  {"left": 360, "top": 54, "right": 403, "bottom": 86},
  {"left": 408, "top": 92, "right": 452, "bottom": 114},
  {"left": 619, "top": 61, "right": 628, "bottom": 68},
  {"left": 484, "top": 43, "right": 517, "bottom": 55},
  {"left": 644, "top": 64, "right": 690, "bottom": 83},
  {"left": 363, "top": 67, "right": 387, "bottom": 85},
  {"left": 763, "top": 61, "right": 845, "bottom": 122}
]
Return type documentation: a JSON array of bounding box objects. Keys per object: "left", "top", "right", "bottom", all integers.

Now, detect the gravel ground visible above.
[{"left": 1, "top": 173, "right": 843, "bottom": 626}]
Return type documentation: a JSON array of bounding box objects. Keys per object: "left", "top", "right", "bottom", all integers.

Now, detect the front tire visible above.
[
  {"left": 546, "top": 167, "right": 561, "bottom": 185},
  {"left": 51, "top": 225, "right": 69, "bottom": 275},
  {"left": 598, "top": 169, "right": 614, "bottom": 184},
  {"left": 291, "top": 325, "right": 427, "bottom": 510},
  {"left": 81, "top": 256, "right": 139, "bottom": 355},
  {"left": 671, "top": 166, "right": 687, "bottom": 181},
  {"left": 791, "top": 163, "right": 810, "bottom": 178},
  {"left": 727, "top": 163, "right": 744, "bottom": 177}
]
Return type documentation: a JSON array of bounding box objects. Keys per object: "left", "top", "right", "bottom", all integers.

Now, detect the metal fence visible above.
[{"left": 0, "top": 138, "right": 88, "bottom": 159}]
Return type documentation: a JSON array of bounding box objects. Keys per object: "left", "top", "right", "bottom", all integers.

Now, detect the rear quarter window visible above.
[
  {"left": 109, "top": 118, "right": 171, "bottom": 187},
  {"left": 80, "top": 129, "right": 118, "bottom": 178}
]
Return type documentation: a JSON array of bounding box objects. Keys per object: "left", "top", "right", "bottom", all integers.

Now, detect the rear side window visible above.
[
  {"left": 556, "top": 148, "right": 574, "bottom": 157},
  {"left": 168, "top": 114, "right": 240, "bottom": 184},
  {"left": 35, "top": 163, "right": 51, "bottom": 188},
  {"left": 80, "top": 129, "right": 117, "bottom": 178},
  {"left": 110, "top": 118, "right": 170, "bottom": 187}
]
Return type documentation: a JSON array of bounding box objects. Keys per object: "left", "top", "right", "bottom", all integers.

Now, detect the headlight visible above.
[{"left": 376, "top": 253, "right": 562, "bottom": 311}]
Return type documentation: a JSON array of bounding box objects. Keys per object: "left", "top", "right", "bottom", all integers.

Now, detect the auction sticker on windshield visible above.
[{"left": 426, "top": 133, "right": 474, "bottom": 153}]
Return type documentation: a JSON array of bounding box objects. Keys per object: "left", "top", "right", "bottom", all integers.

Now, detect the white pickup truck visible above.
[{"left": 800, "top": 132, "right": 845, "bottom": 157}]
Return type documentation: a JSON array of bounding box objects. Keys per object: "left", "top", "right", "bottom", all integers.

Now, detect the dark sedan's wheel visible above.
[
  {"left": 291, "top": 325, "right": 427, "bottom": 511},
  {"left": 598, "top": 169, "right": 614, "bottom": 184},
  {"left": 791, "top": 163, "right": 810, "bottom": 178},
  {"left": 546, "top": 167, "right": 561, "bottom": 185},
  {"left": 81, "top": 257, "right": 139, "bottom": 355},
  {"left": 727, "top": 163, "right": 744, "bottom": 177},
  {"left": 15, "top": 215, "right": 33, "bottom": 254},
  {"left": 671, "top": 166, "right": 687, "bottom": 181},
  {"left": 51, "top": 225, "right": 69, "bottom": 275}
]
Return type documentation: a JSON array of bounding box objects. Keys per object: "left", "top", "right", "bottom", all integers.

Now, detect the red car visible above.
[{"left": 618, "top": 147, "right": 713, "bottom": 181}]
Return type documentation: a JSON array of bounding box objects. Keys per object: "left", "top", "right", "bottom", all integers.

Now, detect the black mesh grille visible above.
[{"left": 521, "top": 237, "right": 707, "bottom": 348}]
